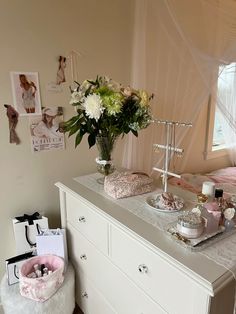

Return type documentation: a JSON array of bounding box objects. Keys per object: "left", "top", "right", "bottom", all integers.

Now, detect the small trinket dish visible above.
[
  {"left": 177, "top": 212, "right": 205, "bottom": 239},
  {"left": 146, "top": 193, "right": 184, "bottom": 212}
]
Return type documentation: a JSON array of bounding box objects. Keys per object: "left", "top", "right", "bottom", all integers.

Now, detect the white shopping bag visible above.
[
  {"left": 36, "top": 229, "right": 68, "bottom": 266},
  {"left": 12, "top": 212, "right": 49, "bottom": 254},
  {"left": 5, "top": 251, "right": 35, "bottom": 285}
]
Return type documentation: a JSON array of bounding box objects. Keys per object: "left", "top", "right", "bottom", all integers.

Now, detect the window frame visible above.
[{"left": 204, "top": 94, "right": 227, "bottom": 160}]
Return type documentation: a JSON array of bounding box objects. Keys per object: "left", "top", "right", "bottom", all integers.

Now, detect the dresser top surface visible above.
[{"left": 56, "top": 176, "right": 235, "bottom": 294}]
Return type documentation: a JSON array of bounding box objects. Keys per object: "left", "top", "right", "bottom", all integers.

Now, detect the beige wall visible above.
[
  {"left": 0, "top": 0, "right": 134, "bottom": 280},
  {"left": 0, "top": 0, "right": 231, "bottom": 283}
]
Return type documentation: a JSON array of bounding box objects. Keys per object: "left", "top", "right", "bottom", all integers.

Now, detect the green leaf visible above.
[
  {"left": 131, "top": 129, "right": 138, "bottom": 137},
  {"left": 80, "top": 125, "right": 88, "bottom": 136},
  {"left": 85, "top": 85, "right": 92, "bottom": 97},
  {"left": 68, "top": 124, "right": 80, "bottom": 137},
  {"left": 88, "top": 133, "right": 96, "bottom": 148},
  {"left": 74, "top": 81, "right": 80, "bottom": 87},
  {"left": 64, "top": 115, "right": 80, "bottom": 127},
  {"left": 87, "top": 79, "right": 97, "bottom": 86},
  {"left": 75, "top": 132, "right": 83, "bottom": 148}
]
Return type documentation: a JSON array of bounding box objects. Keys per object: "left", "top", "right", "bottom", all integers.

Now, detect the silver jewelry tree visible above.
[{"left": 152, "top": 119, "right": 192, "bottom": 193}]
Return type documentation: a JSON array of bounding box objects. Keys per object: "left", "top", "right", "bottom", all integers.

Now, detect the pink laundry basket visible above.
[{"left": 19, "top": 255, "right": 64, "bottom": 302}]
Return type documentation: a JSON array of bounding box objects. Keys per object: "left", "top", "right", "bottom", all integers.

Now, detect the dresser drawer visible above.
[
  {"left": 76, "top": 270, "right": 117, "bottom": 314},
  {"left": 67, "top": 222, "right": 101, "bottom": 277},
  {"left": 68, "top": 223, "right": 166, "bottom": 314},
  {"left": 66, "top": 193, "right": 108, "bottom": 254},
  {"left": 110, "top": 225, "right": 204, "bottom": 314}
]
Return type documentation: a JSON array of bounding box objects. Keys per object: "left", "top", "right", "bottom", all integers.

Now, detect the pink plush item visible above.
[
  {"left": 104, "top": 171, "right": 154, "bottom": 199},
  {"left": 207, "top": 167, "right": 236, "bottom": 185},
  {"left": 19, "top": 255, "right": 64, "bottom": 302},
  {"left": 168, "top": 174, "right": 211, "bottom": 194},
  {"left": 169, "top": 167, "right": 236, "bottom": 195}
]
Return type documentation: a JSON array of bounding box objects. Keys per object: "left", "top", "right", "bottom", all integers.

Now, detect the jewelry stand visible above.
[
  {"left": 146, "top": 119, "right": 192, "bottom": 212},
  {"left": 152, "top": 119, "right": 192, "bottom": 192}
]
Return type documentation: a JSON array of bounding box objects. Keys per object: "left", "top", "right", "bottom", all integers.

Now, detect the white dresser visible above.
[{"left": 56, "top": 178, "right": 235, "bottom": 314}]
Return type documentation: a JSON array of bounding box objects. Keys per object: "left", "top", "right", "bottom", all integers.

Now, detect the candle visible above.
[{"left": 202, "top": 181, "right": 215, "bottom": 197}]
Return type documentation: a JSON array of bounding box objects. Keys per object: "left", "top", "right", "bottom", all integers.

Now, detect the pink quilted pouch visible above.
[
  {"left": 19, "top": 255, "right": 64, "bottom": 302},
  {"left": 104, "top": 171, "right": 154, "bottom": 199}
]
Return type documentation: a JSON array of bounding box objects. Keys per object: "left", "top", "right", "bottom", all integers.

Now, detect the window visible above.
[
  {"left": 205, "top": 101, "right": 227, "bottom": 159},
  {"left": 212, "top": 108, "right": 225, "bottom": 150},
  {"left": 212, "top": 62, "right": 236, "bottom": 151},
  {"left": 204, "top": 64, "right": 234, "bottom": 159}
]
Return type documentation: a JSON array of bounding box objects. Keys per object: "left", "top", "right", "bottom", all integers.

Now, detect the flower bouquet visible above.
[{"left": 61, "top": 76, "right": 153, "bottom": 177}]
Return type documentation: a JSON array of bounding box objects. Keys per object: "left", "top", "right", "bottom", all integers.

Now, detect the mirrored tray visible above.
[
  {"left": 146, "top": 194, "right": 184, "bottom": 213},
  {"left": 165, "top": 222, "right": 236, "bottom": 251}
]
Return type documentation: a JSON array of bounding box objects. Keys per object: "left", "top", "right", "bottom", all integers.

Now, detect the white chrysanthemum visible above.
[
  {"left": 84, "top": 94, "right": 104, "bottom": 121},
  {"left": 70, "top": 91, "right": 83, "bottom": 105}
]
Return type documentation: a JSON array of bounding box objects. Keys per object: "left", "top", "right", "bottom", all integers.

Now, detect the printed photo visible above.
[
  {"left": 10, "top": 71, "right": 42, "bottom": 116},
  {"left": 29, "top": 106, "right": 65, "bottom": 152}
]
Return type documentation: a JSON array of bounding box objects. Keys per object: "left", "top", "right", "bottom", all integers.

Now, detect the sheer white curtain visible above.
[
  {"left": 217, "top": 63, "right": 236, "bottom": 164},
  {"left": 122, "top": 0, "right": 236, "bottom": 174}
]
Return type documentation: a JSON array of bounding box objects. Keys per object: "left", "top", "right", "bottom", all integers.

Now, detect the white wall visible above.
[{"left": 0, "top": 0, "right": 134, "bottom": 280}]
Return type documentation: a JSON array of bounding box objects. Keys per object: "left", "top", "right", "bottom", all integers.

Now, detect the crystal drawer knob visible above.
[
  {"left": 78, "top": 216, "right": 86, "bottom": 223},
  {"left": 80, "top": 254, "right": 87, "bottom": 260},
  {"left": 138, "top": 264, "right": 148, "bottom": 274},
  {"left": 81, "top": 292, "right": 88, "bottom": 298}
]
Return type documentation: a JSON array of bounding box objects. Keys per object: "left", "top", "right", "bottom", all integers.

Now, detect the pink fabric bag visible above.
[
  {"left": 104, "top": 171, "right": 154, "bottom": 199},
  {"left": 19, "top": 255, "right": 64, "bottom": 302}
]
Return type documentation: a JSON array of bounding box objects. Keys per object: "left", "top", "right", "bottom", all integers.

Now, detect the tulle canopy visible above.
[{"left": 122, "top": 0, "right": 236, "bottom": 172}]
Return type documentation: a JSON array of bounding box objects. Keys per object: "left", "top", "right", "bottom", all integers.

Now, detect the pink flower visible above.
[{"left": 121, "top": 86, "right": 132, "bottom": 97}]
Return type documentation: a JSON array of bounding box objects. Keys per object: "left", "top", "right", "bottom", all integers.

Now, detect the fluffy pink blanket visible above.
[{"left": 169, "top": 167, "right": 236, "bottom": 195}]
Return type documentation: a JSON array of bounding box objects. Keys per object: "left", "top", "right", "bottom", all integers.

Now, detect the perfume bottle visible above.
[
  {"left": 196, "top": 193, "right": 208, "bottom": 212},
  {"left": 214, "top": 188, "right": 225, "bottom": 226},
  {"left": 224, "top": 219, "right": 235, "bottom": 230},
  {"left": 196, "top": 193, "right": 221, "bottom": 233},
  {"left": 214, "top": 189, "right": 224, "bottom": 206}
]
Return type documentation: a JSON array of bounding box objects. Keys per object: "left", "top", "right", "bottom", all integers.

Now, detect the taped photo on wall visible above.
[
  {"left": 10, "top": 71, "right": 42, "bottom": 116},
  {"left": 29, "top": 107, "right": 65, "bottom": 153}
]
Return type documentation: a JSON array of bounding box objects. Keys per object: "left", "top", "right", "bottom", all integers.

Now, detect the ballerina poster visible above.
[{"left": 10, "top": 71, "right": 42, "bottom": 116}]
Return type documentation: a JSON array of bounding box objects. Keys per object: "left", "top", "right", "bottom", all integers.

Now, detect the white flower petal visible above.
[
  {"left": 84, "top": 94, "right": 104, "bottom": 121},
  {"left": 70, "top": 91, "right": 83, "bottom": 104}
]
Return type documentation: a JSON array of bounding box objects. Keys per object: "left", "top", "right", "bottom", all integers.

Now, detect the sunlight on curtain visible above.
[
  {"left": 122, "top": 0, "right": 236, "bottom": 174},
  {"left": 217, "top": 63, "right": 236, "bottom": 164}
]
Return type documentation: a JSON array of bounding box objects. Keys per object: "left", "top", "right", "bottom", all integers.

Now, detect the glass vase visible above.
[{"left": 96, "top": 135, "right": 117, "bottom": 184}]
